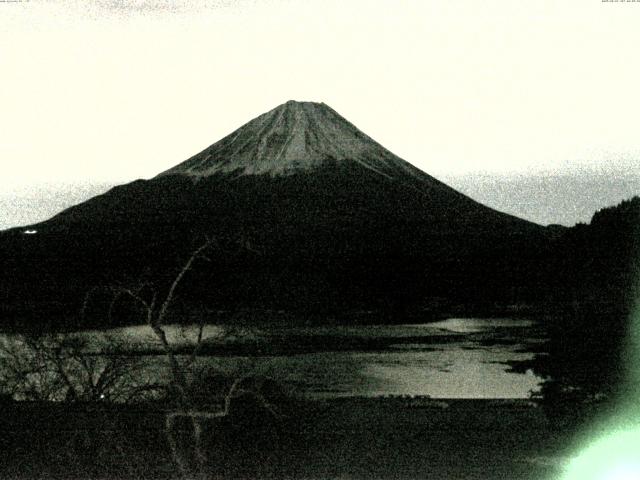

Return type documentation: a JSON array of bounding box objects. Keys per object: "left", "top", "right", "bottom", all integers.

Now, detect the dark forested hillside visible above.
[{"left": 528, "top": 196, "right": 640, "bottom": 421}]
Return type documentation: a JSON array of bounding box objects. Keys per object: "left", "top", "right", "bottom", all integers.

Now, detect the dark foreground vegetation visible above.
[
  {"left": 0, "top": 396, "right": 567, "bottom": 480},
  {"left": 0, "top": 196, "right": 636, "bottom": 479},
  {"left": 527, "top": 197, "right": 640, "bottom": 427}
]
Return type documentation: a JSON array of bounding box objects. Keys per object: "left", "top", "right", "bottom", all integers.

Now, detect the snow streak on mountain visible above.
[{"left": 159, "top": 100, "right": 428, "bottom": 181}]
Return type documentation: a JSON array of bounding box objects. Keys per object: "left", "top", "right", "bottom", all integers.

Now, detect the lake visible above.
[
  {"left": 116, "top": 317, "right": 546, "bottom": 399},
  {"left": 0, "top": 318, "right": 546, "bottom": 400}
]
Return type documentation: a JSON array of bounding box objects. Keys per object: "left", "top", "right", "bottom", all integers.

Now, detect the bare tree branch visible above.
[{"left": 155, "top": 238, "right": 215, "bottom": 330}]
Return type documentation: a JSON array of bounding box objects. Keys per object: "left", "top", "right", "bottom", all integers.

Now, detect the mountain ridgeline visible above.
[{"left": 1, "top": 101, "right": 633, "bottom": 330}]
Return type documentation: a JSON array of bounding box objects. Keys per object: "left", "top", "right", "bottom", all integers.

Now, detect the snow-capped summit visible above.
[{"left": 158, "top": 100, "right": 426, "bottom": 180}]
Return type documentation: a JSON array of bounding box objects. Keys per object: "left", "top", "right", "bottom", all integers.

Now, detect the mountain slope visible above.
[
  {"left": 0, "top": 101, "right": 552, "bottom": 329},
  {"left": 160, "top": 100, "right": 428, "bottom": 180}
]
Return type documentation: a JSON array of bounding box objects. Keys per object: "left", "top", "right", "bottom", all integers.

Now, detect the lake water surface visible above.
[
  {"left": 1, "top": 318, "right": 546, "bottom": 399},
  {"left": 219, "top": 317, "right": 547, "bottom": 398},
  {"left": 124, "top": 317, "right": 546, "bottom": 399}
]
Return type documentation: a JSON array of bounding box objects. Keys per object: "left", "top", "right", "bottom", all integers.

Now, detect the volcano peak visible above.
[{"left": 158, "top": 101, "right": 426, "bottom": 180}]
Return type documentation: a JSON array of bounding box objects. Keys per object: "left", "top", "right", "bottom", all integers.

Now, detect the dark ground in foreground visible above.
[{"left": 0, "top": 397, "right": 572, "bottom": 480}]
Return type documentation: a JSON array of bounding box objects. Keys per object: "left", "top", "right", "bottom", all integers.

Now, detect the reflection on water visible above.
[
  {"left": 163, "top": 318, "right": 544, "bottom": 399},
  {"left": 357, "top": 347, "right": 541, "bottom": 398},
  {"left": 224, "top": 345, "right": 543, "bottom": 399},
  {"left": 0, "top": 318, "right": 546, "bottom": 400},
  {"left": 425, "top": 317, "right": 537, "bottom": 334}
]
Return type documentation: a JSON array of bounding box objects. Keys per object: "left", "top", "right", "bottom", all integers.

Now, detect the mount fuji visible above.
[{"left": 1, "top": 101, "right": 552, "bottom": 328}]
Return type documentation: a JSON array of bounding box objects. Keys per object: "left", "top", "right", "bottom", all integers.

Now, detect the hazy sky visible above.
[{"left": 1, "top": 0, "right": 639, "bottom": 229}]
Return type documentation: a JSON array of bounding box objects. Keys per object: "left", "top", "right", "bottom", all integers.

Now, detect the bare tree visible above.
[
  {"left": 79, "top": 237, "right": 289, "bottom": 479},
  {"left": 0, "top": 236, "right": 286, "bottom": 478},
  {"left": 84, "top": 239, "right": 216, "bottom": 399},
  {"left": 0, "top": 331, "right": 157, "bottom": 403},
  {"left": 0, "top": 329, "right": 170, "bottom": 477}
]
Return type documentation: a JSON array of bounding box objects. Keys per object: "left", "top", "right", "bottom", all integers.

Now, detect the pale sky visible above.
[{"left": 1, "top": 0, "right": 640, "bottom": 229}]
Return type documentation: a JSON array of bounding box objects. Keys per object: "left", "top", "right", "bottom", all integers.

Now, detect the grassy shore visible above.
[{"left": 0, "top": 396, "right": 572, "bottom": 480}]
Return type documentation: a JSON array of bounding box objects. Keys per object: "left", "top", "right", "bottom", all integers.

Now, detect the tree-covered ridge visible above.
[{"left": 530, "top": 195, "right": 640, "bottom": 424}]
